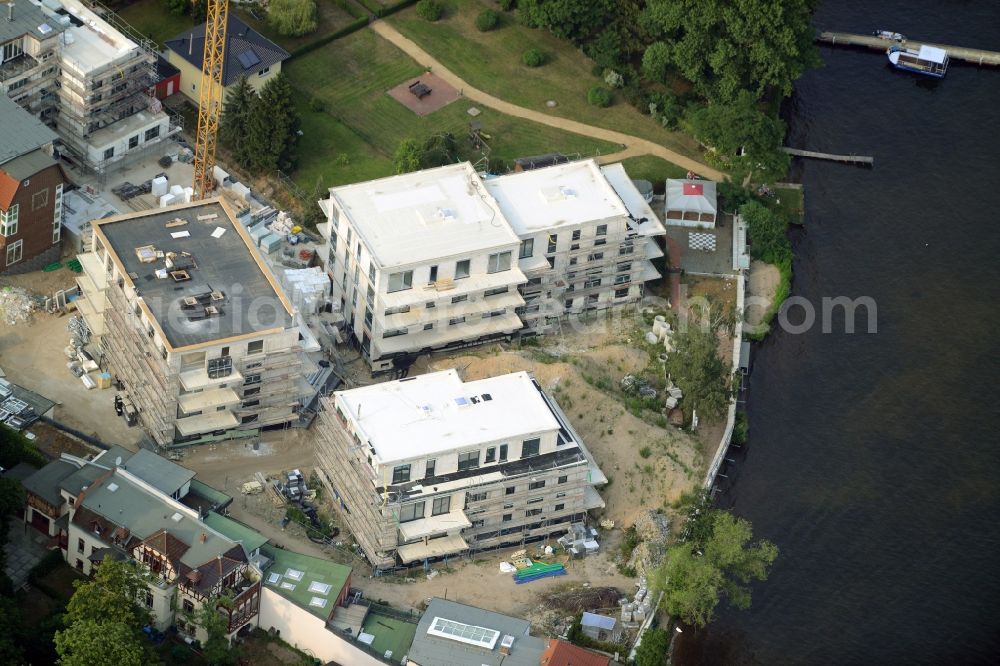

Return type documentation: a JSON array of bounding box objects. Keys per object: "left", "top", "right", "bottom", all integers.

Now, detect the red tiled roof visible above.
[
  {"left": 0, "top": 171, "right": 17, "bottom": 210},
  {"left": 142, "top": 528, "right": 191, "bottom": 565},
  {"left": 540, "top": 638, "right": 611, "bottom": 666}
]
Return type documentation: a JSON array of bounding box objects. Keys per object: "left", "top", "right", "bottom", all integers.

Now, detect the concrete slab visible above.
[
  {"left": 664, "top": 211, "right": 738, "bottom": 277},
  {"left": 3, "top": 523, "right": 52, "bottom": 588},
  {"left": 387, "top": 72, "right": 461, "bottom": 116}
]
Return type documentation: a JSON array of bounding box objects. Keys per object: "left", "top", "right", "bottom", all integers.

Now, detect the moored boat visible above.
[
  {"left": 887, "top": 44, "right": 949, "bottom": 78},
  {"left": 873, "top": 29, "right": 905, "bottom": 41}
]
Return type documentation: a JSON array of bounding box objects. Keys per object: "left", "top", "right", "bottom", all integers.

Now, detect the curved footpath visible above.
[{"left": 371, "top": 21, "right": 725, "bottom": 181}]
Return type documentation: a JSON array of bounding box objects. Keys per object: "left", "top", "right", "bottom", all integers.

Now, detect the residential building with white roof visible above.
[
  {"left": 485, "top": 159, "right": 665, "bottom": 333},
  {"left": 314, "top": 369, "right": 607, "bottom": 569},
  {"left": 319, "top": 162, "right": 526, "bottom": 372}
]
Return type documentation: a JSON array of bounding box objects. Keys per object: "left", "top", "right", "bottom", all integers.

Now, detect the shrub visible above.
[
  {"left": 476, "top": 9, "right": 499, "bottom": 31},
  {"left": 498, "top": 0, "right": 516, "bottom": 10},
  {"left": 732, "top": 411, "right": 749, "bottom": 445},
  {"left": 267, "top": 0, "right": 318, "bottom": 37},
  {"left": 522, "top": 48, "right": 545, "bottom": 67},
  {"left": 587, "top": 86, "right": 612, "bottom": 107},
  {"left": 415, "top": 0, "right": 443, "bottom": 21},
  {"left": 639, "top": 445, "right": 652, "bottom": 458},
  {"left": 604, "top": 69, "right": 624, "bottom": 89}
]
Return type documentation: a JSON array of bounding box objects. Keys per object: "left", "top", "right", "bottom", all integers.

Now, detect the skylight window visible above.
[
  {"left": 107, "top": 483, "right": 119, "bottom": 492},
  {"left": 308, "top": 581, "right": 332, "bottom": 595},
  {"left": 280, "top": 582, "right": 296, "bottom": 590},
  {"left": 266, "top": 573, "right": 281, "bottom": 584},
  {"left": 309, "top": 597, "right": 328, "bottom": 608},
  {"left": 170, "top": 512, "right": 183, "bottom": 522},
  {"left": 285, "top": 568, "right": 305, "bottom": 581},
  {"left": 427, "top": 617, "right": 500, "bottom": 650}
]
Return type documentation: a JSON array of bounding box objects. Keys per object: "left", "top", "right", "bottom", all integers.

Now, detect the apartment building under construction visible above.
[
  {"left": 485, "top": 159, "right": 666, "bottom": 333},
  {"left": 0, "top": 0, "right": 177, "bottom": 176},
  {"left": 74, "top": 199, "right": 316, "bottom": 446},
  {"left": 314, "top": 369, "right": 607, "bottom": 570}
]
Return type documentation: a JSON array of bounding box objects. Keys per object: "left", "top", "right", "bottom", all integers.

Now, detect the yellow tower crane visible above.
[{"left": 192, "top": 0, "right": 230, "bottom": 201}]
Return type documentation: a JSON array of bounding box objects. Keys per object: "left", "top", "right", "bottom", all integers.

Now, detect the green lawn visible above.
[
  {"left": 388, "top": 0, "right": 704, "bottom": 160},
  {"left": 771, "top": 186, "right": 804, "bottom": 225},
  {"left": 237, "top": 0, "right": 360, "bottom": 53},
  {"left": 284, "top": 28, "right": 619, "bottom": 190},
  {"left": 619, "top": 156, "right": 692, "bottom": 193},
  {"left": 116, "top": 0, "right": 196, "bottom": 49}
]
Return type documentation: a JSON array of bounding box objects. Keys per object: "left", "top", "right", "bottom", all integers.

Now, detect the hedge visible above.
[{"left": 289, "top": 16, "right": 370, "bottom": 59}]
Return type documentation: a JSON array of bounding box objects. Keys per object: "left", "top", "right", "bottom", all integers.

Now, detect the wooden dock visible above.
[
  {"left": 817, "top": 31, "right": 1000, "bottom": 67},
  {"left": 781, "top": 147, "right": 874, "bottom": 166}
]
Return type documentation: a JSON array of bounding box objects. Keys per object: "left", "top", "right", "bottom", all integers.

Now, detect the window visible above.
[
  {"left": 77, "top": 538, "right": 85, "bottom": 553},
  {"left": 617, "top": 262, "right": 632, "bottom": 272},
  {"left": 556, "top": 492, "right": 566, "bottom": 499},
  {"left": 1, "top": 204, "right": 19, "bottom": 236},
  {"left": 569, "top": 257, "right": 577, "bottom": 266},
  {"left": 75, "top": 559, "right": 83, "bottom": 571},
  {"left": 243, "top": 386, "right": 260, "bottom": 396},
  {"left": 127, "top": 134, "right": 139, "bottom": 150},
  {"left": 527, "top": 497, "right": 543, "bottom": 504},
  {"left": 32, "top": 189, "right": 49, "bottom": 211},
  {"left": 467, "top": 491, "right": 488, "bottom": 502},
  {"left": 423, "top": 323, "right": 434, "bottom": 330},
  {"left": 398, "top": 502, "right": 425, "bottom": 523},
  {"left": 615, "top": 274, "right": 630, "bottom": 284},
  {"left": 364, "top": 307, "right": 373, "bottom": 329},
  {"left": 182, "top": 599, "right": 194, "bottom": 613},
  {"left": 519, "top": 239, "right": 534, "bottom": 258},
  {"left": 471, "top": 519, "right": 485, "bottom": 528},
  {"left": 392, "top": 464, "right": 410, "bottom": 484},
  {"left": 244, "top": 374, "right": 261, "bottom": 385},
  {"left": 388, "top": 270, "right": 413, "bottom": 293},
  {"left": 5, "top": 240, "right": 22, "bottom": 265},
  {"left": 425, "top": 459, "right": 436, "bottom": 478},
  {"left": 596, "top": 224, "right": 607, "bottom": 236},
  {"left": 528, "top": 480, "right": 545, "bottom": 490},
  {"left": 425, "top": 301, "right": 436, "bottom": 309},
  {"left": 571, "top": 230, "right": 581, "bottom": 241},
  {"left": 369, "top": 263, "right": 376, "bottom": 282},
  {"left": 615, "top": 288, "right": 629, "bottom": 298},
  {"left": 521, "top": 438, "right": 540, "bottom": 457},
  {"left": 505, "top": 486, "right": 516, "bottom": 496},
  {"left": 258, "top": 66, "right": 271, "bottom": 77},
  {"left": 144, "top": 590, "right": 154, "bottom": 609},
  {"left": 525, "top": 508, "right": 543, "bottom": 517},
  {"left": 555, "top": 503, "right": 565, "bottom": 512},
  {"left": 451, "top": 294, "right": 468, "bottom": 304},
  {"left": 594, "top": 238, "right": 607, "bottom": 246},
  {"left": 144, "top": 125, "right": 161, "bottom": 141},
  {"left": 448, "top": 316, "right": 466, "bottom": 326},
  {"left": 481, "top": 309, "right": 505, "bottom": 319},
  {"left": 382, "top": 328, "right": 408, "bottom": 338},
  {"left": 247, "top": 339, "right": 264, "bottom": 355},
  {"left": 487, "top": 251, "right": 512, "bottom": 273},
  {"left": 455, "top": 259, "right": 470, "bottom": 279},
  {"left": 499, "top": 444, "right": 508, "bottom": 461},
  {"left": 241, "top": 399, "right": 259, "bottom": 408},
  {"left": 384, "top": 304, "right": 409, "bottom": 316},
  {"left": 588, "top": 252, "right": 604, "bottom": 262},
  {"left": 546, "top": 256, "right": 555, "bottom": 269},
  {"left": 547, "top": 235, "right": 558, "bottom": 254},
  {"left": 458, "top": 450, "right": 479, "bottom": 471},
  {"left": 502, "top": 513, "right": 512, "bottom": 522},
  {"left": 485, "top": 447, "right": 496, "bottom": 463},
  {"left": 619, "top": 243, "right": 634, "bottom": 256},
  {"left": 558, "top": 475, "right": 568, "bottom": 484},
  {"left": 2, "top": 39, "right": 23, "bottom": 61},
  {"left": 484, "top": 286, "right": 508, "bottom": 297},
  {"left": 585, "top": 277, "right": 602, "bottom": 289},
  {"left": 103, "top": 147, "right": 114, "bottom": 160},
  {"left": 588, "top": 293, "right": 599, "bottom": 304},
  {"left": 7, "top": 77, "right": 25, "bottom": 91},
  {"left": 432, "top": 496, "right": 451, "bottom": 516},
  {"left": 429, "top": 265, "right": 438, "bottom": 282}
]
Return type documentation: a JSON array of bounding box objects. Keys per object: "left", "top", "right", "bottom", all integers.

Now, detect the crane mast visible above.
[{"left": 192, "top": 0, "right": 230, "bottom": 200}]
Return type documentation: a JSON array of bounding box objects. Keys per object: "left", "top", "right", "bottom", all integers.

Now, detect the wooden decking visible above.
[{"left": 817, "top": 31, "right": 1000, "bottom": 67}]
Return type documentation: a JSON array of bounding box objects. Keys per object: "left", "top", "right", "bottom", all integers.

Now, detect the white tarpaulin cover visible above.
[{"left": 918, "top": 45, "right": 947, "bottom": 63}]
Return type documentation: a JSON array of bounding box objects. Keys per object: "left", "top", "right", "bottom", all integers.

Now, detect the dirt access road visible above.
[{"left": 370, "top": 21, "right": 726, "bottom": 181}]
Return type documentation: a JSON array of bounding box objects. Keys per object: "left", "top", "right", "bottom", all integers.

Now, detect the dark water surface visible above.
[{"left": 679, "top": 1, "right": 1000, "bottom": 664}]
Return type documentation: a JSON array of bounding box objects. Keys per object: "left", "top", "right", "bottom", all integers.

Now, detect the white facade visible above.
[
  {"left": 485, "top": 160, "right": 666, "bottom": 332},
  {"left": 315, "top": 370, "right": 607, "bottom": 569},
  {"left": 320, "top": 163, "right": 526, "bottom": 371}
]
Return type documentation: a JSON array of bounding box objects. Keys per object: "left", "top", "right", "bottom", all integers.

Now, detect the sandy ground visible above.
[{"left": 745, "top": 260, "right": 780, "bottom": 328}]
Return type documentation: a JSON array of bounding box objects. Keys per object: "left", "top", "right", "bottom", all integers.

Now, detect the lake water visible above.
[{"left": 677, "top": 1, "right": 1000, "bottom": 663}]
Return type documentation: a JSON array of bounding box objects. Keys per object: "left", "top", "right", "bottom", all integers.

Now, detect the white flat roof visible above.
[
  {"left": 60, "top": 0, "right": 139, "bottom": 74},
  {"left": 600, "top": 163, "right": 665, "bottom": 232},
  {"left": 918, "top": 45, "right": 947, "bottom": 64},
  {"left": 327, "top": 162, "right": 519, "bottom": 269},
  {"left": 485, "top": 159, "right": 628, "bottom": 234},
  {"left": 335, "top": 369, "right": 559, "bottom": 464}
]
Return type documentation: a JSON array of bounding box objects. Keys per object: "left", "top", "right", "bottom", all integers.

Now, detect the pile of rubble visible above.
[
  {"left": 625, "top": 510, "right": 671, "bottom": 576},
  {"left": 0, "top": 287, "right": 38, "bottom": 325}
]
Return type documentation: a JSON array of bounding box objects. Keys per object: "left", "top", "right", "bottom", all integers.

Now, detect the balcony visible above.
[
  {"left": 179, "top": 367, "right": 243, "bottom": 391},
  {"left": 397, "top": 509, "right": 471, "bottom": 541},
  {"left": 77, "top": 252, "right": 109, "bottom": 290},
  {"left": 376, "top": 311, "right": 523, "bottom": 356},
  {"left": 74, "top": 294, "right": 107, "bottom": 337},
  {"left": 177, "top": 388, "right": 241, "bottom": 414},
  {"left": 396, "top": 534, "right": 469, "bottom": 564},
  {"left": 0, "top": 53, "right": 41, "bottom": 82},
  {"left": 175, "top": 410, "right": 239, "bottom": 437}
]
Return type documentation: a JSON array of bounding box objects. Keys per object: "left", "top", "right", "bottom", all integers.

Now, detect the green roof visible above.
[
  {"left": 203, "top": 513, "right": 268, "bottom": 557},
  {"left": 261, "top": 546, "right": 352, "bottom": 620},
  {"left": 188, "top": 478, "right": 233, "bottom": 507},
  {"left": 361, "top": 611, "right": 418, "bottom": 659}
]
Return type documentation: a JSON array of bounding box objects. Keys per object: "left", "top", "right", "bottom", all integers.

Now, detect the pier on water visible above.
[
  {"left": 817, "top": 31, "right": 1000, "bottom": 67},
  {"left": 781, "top": 147, "right": 874, "bottom": 167}
]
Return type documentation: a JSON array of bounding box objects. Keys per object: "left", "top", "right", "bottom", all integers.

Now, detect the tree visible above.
[
  {"left": 0, "top": 597, "right": 24, "bottom": 665},
  {"left": 392, "top": 139, "right": 422, "bottom": 174},
  {"left": 685, "top": 90, "right": 789, "bottom": 178},
  {"left": 587, "top": 86, "right": 613, "bottom": 107},
  {"left": 517, "top": 0, "right": 613, "bottom": 44},
  {"left": 267, "top": 0, "right": 318, "bottom": 37},
  {"left": 197, "top": 598, "right": 235, "bottom": 666},
  {"left": 640, "top": 0, "right": 820, "bottom": 101},
  {"left": 664, "top": 326, "right": 731, "bottom": 418},
  {"left": 655, "top": 509, "right": 778, "bottom": 626},
  {"left": 0, "top": 477, "right": 24, "bottom": 520},
  {"left": 54, "top": 619, "right": 145, "bottom": 666},
  {"left": 633, "top": 626, "right": 670, "bottom": 666},
  {"left": 476, "top": 9, "right": 499, "bottom": 32},
  {"left": 63, "top": 559, "right": 152, "bottom": 630},
  {"left": 219, "top": 76, "right": 257, "bottom": 169},
  {"left": 245, "top": 73, "right": 300, "bottom": 173},
  {"left": 739, "top": 200, "right": 791, "bottom": 265},
  {"left": 416, "top": 0, "right": 444, "bottom": 21},
  {"left": 641, "top": 41, "right": 671, "bottom": 82}
]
